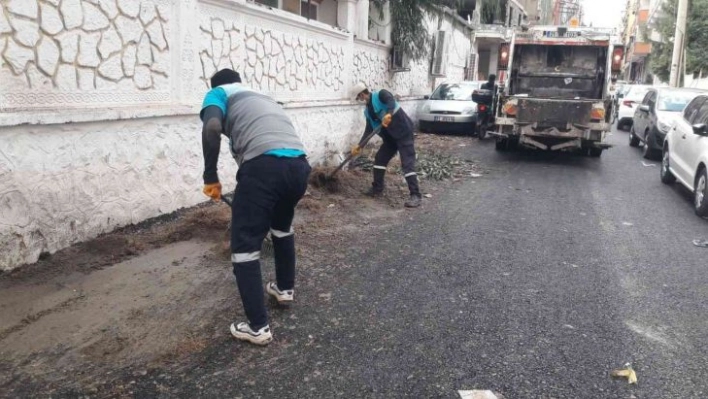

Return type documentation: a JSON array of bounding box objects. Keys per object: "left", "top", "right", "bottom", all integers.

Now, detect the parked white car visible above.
[
  {"left": 661, "top": 93, "right": 708, "bottom": 217},
  {"left": 617, "top": 85, "right": 652, "bottom": 130},
  {"left": 417, "top": 81, "right": 483, "bottom": 135}
]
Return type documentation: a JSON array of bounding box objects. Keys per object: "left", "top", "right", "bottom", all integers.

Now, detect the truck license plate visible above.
[{"left": 434, "top": 116, "right": 455, "bottom": 122}]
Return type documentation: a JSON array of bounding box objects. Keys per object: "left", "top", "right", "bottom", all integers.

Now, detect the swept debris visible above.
[{"left": 611, "top": 363, "right": 638, "bottom": 384}]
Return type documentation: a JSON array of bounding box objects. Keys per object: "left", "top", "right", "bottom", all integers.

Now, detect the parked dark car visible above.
[{"left": 629, "top": 87, "right": 705, "bottom": 159}]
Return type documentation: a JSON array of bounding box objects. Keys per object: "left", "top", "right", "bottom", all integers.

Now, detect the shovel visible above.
[{"left": 315, "top": 125, "right": 382, "bottom": 188}]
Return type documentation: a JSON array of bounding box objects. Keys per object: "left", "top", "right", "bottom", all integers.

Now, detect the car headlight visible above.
[
  {"left": 657, "top": 120, "right": 672, "bottom": 133},
  {"left": 420, "top": 103, "right": 431, "bottom": 113},
  {"left": 462, "top": 106, "right": 476, "bottom": 115}
]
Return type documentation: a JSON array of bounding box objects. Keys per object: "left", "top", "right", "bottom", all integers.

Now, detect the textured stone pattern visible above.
[
  {"left": 197, "top": 15, "right": 241, "bottom": 89},
  {"left": 198, "top": 18, "right": 346, "bottom": 95},
  {"left": 0, "top": 115, "right": 238, "bottom": 271},
  {"left": 352, "top": 48, "right": 389, "bottom": 92},
  {"left": 352, "top": 45, "right": 432, "bottom": 97},
  {"left": 0, "top": 0, "right": 171, "bottom": 109}
]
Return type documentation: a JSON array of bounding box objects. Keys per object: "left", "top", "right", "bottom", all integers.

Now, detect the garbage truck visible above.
[{"left": 490, "top": 26, "right": 624, "bottom": 156}]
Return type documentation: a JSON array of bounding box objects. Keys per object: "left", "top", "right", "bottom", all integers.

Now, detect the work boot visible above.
[
  {"left": 266, "top": 282, "right": 294, "bottom": 305},
  {"left": 364, "top": 186, "right": 383, "bottom": 198},
  {"left": 230, "top": 322, "right": 273, "bottom": 346},
  {"left": 404, "top": 194, "right": 422, "bottom": 208}
]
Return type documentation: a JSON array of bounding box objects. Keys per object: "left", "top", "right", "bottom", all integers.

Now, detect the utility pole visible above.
[{"left": 669, "top": 0, "right": 688, "bottom": 87}]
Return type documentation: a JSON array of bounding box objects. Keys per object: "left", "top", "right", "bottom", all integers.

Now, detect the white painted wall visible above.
[
  {"left": 0, "top": 0, "right": 469, "bottom": 270},
  {"left": 683, "top": 74, "right": 708, "bottom": 90}
]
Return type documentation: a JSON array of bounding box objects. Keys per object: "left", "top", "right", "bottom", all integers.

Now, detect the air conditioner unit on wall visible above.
[
  {"left": 431, "top": 30, "right": 448, "bottom": 77},
  {"left": 390, "top": 46, "right": 410, "bottom": 72}
]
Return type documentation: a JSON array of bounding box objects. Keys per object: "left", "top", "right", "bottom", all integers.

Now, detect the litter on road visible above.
[
  {"left": 459, "top": 390, "right": 501, "bottom": 399},
  {"left": 693, "top": 239, "right": 708, "bottom": 248},
  {"left": 611, "top": 364, "right": 638, "bottom": 384}
]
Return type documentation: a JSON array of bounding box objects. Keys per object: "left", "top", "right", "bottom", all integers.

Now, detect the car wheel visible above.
[
  {"left": 642, "top": 132, "right": 655, "bottom": 159},
  {"left": 629, "top": 126, "right": 640, "bottom": 147},
  {"left": 660, "top": 147, "right": 676, "bottom": 185},
  {"left": 495, "top": 138, "right": 507, "bottom": 151},
  {"left": 695, "top": 167, "right": 708, "bottom": 217},
  {"left": 589, "top": 148, "right": 603, "bottom": 157}
]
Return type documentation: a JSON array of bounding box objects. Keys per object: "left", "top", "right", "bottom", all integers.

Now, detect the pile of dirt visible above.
[
  {"left": 2, "top": 204, "right": 232, "bottom": 281},
  {"left": 308, "top": 165, "right": 370, "bottom": 195}
]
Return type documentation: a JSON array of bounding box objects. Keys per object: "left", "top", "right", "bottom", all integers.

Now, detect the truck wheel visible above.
[
  {"left": 589, "top": 148, "right": 603, "bottom": 158},
  {"left": 629, "top": 127, "right": 640, "bottom": 147},
  {"left": 495, "top": 138, "right": 507, "bottom": 151}
]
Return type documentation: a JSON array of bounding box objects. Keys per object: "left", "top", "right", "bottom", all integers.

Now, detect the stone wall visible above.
[
  {"left": 0, "top": 0, "right": 172, "bottom": 110},
  {"left": 0, "top": 0, "right": 472, "bottom": 270}
]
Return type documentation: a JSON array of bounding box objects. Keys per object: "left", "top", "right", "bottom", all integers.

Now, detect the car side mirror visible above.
[
  {"left": 639, "top": 105, "right": 650, "bottom": 112},
  {"left": 423, "top": 95, "right": 430, "bottom": 100},
  {"left": 692, "top": 123, "right": 708, "bottom": 136}
]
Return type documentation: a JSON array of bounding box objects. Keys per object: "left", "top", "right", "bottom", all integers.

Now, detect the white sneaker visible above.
[
  {"left": 266, "top": 282, "right": 294, "bottom": 305},
  {"left": 229, "top": 322, "right": 273, "bottom": 346}
]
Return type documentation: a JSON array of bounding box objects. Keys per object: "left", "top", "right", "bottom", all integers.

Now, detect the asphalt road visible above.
[{"left": 125, "top": 126, "right": 708, "bottom": 398}]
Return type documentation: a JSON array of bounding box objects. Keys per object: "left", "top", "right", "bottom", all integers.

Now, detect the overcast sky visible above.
[{"left": 583, "top": 0, "right": 625, "bottom": 28}]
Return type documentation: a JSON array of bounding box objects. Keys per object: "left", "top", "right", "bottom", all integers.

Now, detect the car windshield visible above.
[
  {"left": 657, "top": 91, "right": 698, "bottom": 112},
  {"left": 430, "top": 83, "right": 479, "bottom": 101}
]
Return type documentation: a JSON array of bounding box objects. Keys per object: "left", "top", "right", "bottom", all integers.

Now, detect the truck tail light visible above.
[
  {"left": 591, "top": 107, "right": 605, "bottom": 120},
  {"left": 612, "top": 47, "right": 624, "bottom": 72},
  {"left": 498, "top": 43, "right": 510, "bottom": 69},
  {"left": 503, "top": 101, "right": 517, "bottom": 116},
  {"left": 478, "top": 104, "right": 488, "bottom": 112},
  {"left": 623, "top": 100, "right": 635, "bottom": 108}
]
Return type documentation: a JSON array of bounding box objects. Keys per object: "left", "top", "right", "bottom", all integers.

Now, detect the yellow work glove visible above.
[
  {"left": 382, "top": 113, "right": 393, "bottom": 128},
  {"left": 203, "top": 182, "right": 222, "bottom": 201},
  {"left": 351, "top": 145, "right": 362, "bottom": 156}
]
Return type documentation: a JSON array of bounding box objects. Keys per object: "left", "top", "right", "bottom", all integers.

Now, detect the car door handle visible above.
[{"left": 682, "top": 134, "right": 687, "bottom": 139}]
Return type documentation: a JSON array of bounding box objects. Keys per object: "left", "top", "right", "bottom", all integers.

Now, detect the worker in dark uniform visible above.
[
  {"left": 481, "top": 74, "right": 497, "bottom": 91},
  {"left": 350, "top": 83, "right": 422, "bottom": 208},
  {"left": 201, "top": 69, "right": 311, "bottom": 346},
  {"left": 477, "top": 74, "right": 498, "bottom": 139}
]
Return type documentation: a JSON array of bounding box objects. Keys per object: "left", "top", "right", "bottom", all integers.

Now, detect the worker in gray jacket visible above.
[
  {"left": 201, "top": 69, "right": 311, "bottom": 346},
  {"left": 350, "top": 83, "right": 422, "bottom": 208}
]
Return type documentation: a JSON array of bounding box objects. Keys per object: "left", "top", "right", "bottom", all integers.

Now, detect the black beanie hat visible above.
[{"left": 211, "top": 69, "right": 241, "bottom": 88}]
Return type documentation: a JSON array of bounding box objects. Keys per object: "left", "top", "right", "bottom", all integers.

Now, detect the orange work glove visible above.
[
  {"left": 382, "top": 113, "right": 393, "bottom": 128},
  {"left": 203, "top": 182, "right": 222, "bottom": 201},
  {"left": 351, "top": 145, "right": 362, "bottom": 156}
]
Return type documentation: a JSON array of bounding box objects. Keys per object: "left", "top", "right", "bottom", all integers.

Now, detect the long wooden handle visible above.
[{"left": 329, "top": 126, "right": 382, "bottom": 179}]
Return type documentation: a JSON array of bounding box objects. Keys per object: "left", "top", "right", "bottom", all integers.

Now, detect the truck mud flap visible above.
[{"left": 519, "top": 135, "right": 550, "bottom": 150}]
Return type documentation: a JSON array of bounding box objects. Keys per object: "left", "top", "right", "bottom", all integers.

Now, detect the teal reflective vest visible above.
[{"left": 364, "top": 91, "right": 401, "bottom": 130}]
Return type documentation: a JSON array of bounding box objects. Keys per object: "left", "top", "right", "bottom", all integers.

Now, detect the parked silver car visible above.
[{"left": 417, "top": 81, "right": 482, "bottom": 135}]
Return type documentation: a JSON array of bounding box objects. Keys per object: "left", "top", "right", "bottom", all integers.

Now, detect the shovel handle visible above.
[
  {"left": 220, "top": 195, "right": 232, "bottom": 207},
  {"left": 329, "top": 126, "right": 382, "bottom": 179}
]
